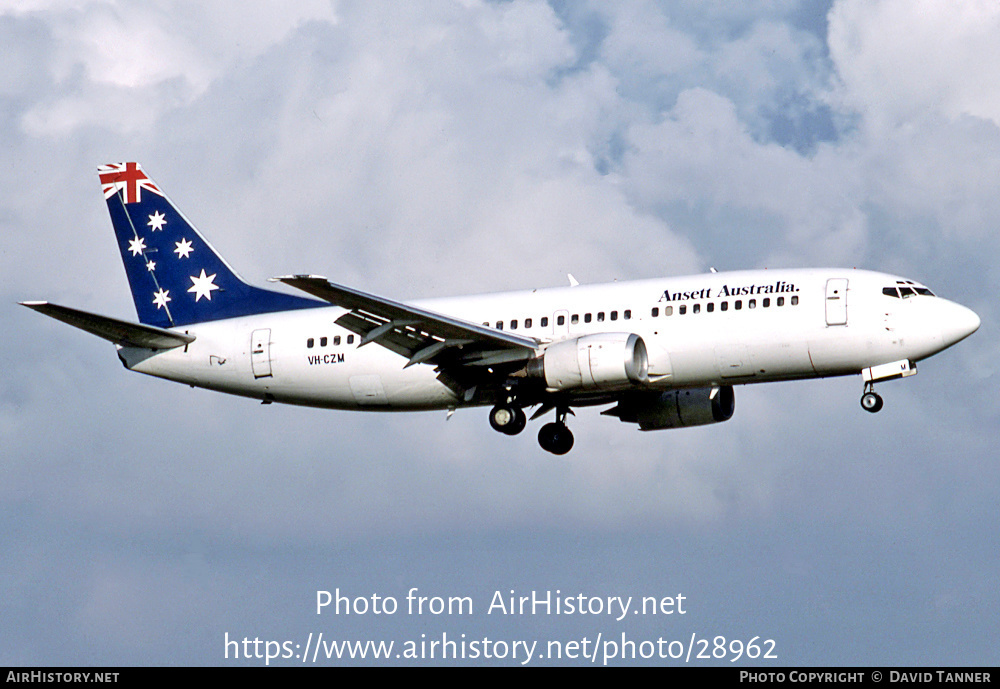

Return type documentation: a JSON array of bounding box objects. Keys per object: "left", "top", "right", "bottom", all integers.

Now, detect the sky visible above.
[{"left": 2, "top": 0, "right": 997, "bottom": 666}]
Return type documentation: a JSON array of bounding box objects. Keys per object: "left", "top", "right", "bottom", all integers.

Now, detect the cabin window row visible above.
[
  {"left": 651, "top": 295, "right": 799, "bottom": 317},
  {"left": 306, "top": 334, "right": 355, "bottom": 348},
  {"left": 484, "top": 310, "right": 633, "bottom": 331}
]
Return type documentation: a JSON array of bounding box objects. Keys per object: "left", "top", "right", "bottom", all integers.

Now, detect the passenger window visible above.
[
  {"left": 679, "top": 305, "right": 687, "bottom": 315},
  {"left": 307, "top": 338, "right": 314, "bottom": 348},
  {"left": 541, "top": 317, "right": 549, "bottom": 327},
  {"left": 624, "top": 310, "right": 631, "bottom": 320},
  {"left": 706, "top": 303, "right": 714, "bottom": 313},
  {"left": 610, "top": 311, "right": 618, "bottom": 321},
  {"left": 763, "top": 298, "right": 770, "bottom": 308},
  {"left": 693, "top": 304, "right": 701, "bottom": 314},
  {"left": 496, "top": 321, "right": 503, "bottom": 330},
  {"left": 525, "top": 318, "right": 532, "bottom": 328},
  {"left": 320, "top": 337, "right": 328, "bottom": 347},
  {"left": 735, "top": 300, "right": 742, "bottom": 310},
  {"left": 584, "top": 313, "right": 592, "bottom": 323},
  {"left": 791, "top": 296, "right": 799, "bottom": 305},
  {"left": 749, "top": 299, "right": 757, "bottom": 309},
  {"left": 651, "top": 307, "right": 659, "bottom": 317},
  {"left": 510, "top": 320, "right": 517, "bottom": 330},
  {"left": 571, "top": 314, "right": 579, "bottom": 324},
  {"left": 334, "top": 336, "right": 341, "bottom": 346},
  {"left": 721, "top": 302, "right": 728, "bottom": 311},
  {"left": 664, "top": 306, "right": 673, "bottom": 316},
  {"left": 597, "top": 312, "right": 605, "bottom": 322},
  {"left": 777, "top": 297, "right": 784, "bottom": 306},
  {"left": 557, "top": 315, "right": 565, "bottom": 326},
  {"left": 347, "top": 335, "right": 355, "bottom": 344}
]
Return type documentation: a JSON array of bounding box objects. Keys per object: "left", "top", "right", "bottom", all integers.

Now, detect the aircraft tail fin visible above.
[{"left": 99, "top": 162, "right": 322, "bottom": 328}]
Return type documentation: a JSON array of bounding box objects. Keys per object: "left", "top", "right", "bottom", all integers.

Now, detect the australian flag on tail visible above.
[{"left": 99, "top": 163, "right": 322, "bottom": 329}]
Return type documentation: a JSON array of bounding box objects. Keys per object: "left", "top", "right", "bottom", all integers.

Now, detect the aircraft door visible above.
[
  {"left": 553, "top": 309, "right": 570, "bottom": 339},
  {"left": 250, "top": 328, "right": 273, "bottom": 379},
  {"left": 825, "top": 278, "right": 848, "bottom": 326}
]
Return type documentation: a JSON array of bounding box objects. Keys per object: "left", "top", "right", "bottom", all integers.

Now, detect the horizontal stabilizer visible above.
[{"left": 21, "top": 301, "right": 195, "bottom": 350}]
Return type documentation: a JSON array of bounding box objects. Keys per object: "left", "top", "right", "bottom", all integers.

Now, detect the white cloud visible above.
[
  {"left": 824, "top": 0, "right": 1000, "bottom": 248},
  {"left": 829, "top": 0, "right": 1000, "bottom": 130},
  {"left": 12, "top": 0, "right": 337, "bottom": 135}
]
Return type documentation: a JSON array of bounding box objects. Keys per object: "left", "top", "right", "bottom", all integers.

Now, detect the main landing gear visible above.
[
  {"left": 537, "top": 415, "right": 574, "bottom": 455},
  {"left": 488, "top": 402, "right": 574, "bottom": 455},
  {"left": 489, "top": 404, "right": 527, "bottom": 435},
  {"left": 860, "top": 383, "right": 884, "bottom": 413}
]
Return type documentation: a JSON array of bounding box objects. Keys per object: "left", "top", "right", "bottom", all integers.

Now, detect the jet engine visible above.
[
  {"left": 606, "top": 385, "right": 735, "bottom": 430},
  {"left": 526, "top": 333, "right": 648, "bottom": 391}
]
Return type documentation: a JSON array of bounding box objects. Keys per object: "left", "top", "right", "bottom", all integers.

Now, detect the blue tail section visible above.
[{"left": 99, "top": 163, "right": 323, "bottom": 328}]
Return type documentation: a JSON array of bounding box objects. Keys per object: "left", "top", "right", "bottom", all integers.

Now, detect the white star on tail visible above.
[
  {"left": 128, "top": 236, "right": 147, "bottom": 257},
  {"left": 174, "top": 238, "right": 193, "bottom": 258},
  {"left": 152, "top": 288, "right": 171, "bottom": 310},
  {"left": 147, "top": 211, "right": 167, "bottom": 231},
  {"left": 146, "top": 260, "right": 156, "bottom": 272},
  {"left": 188, "top": 269, "right": 220, "bottom": 301}
]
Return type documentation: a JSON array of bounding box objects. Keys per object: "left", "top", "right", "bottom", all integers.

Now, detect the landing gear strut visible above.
[
  {"left": 537, "top": 406, "right": 574, "bottom": 455},
  {"left": 860, "top": 383, "right": 884, "bottom": 413}
]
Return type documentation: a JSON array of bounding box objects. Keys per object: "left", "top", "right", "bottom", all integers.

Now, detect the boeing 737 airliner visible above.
[{"left": 23, "top": 163, "right": 980, "bottom": 454}]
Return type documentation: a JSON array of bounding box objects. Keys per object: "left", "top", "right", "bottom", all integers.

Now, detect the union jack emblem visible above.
[{"left": 99, "top": 162, "right": 163, "bottom": 204}]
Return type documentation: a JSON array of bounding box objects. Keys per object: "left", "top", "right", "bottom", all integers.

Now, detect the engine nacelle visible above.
[
  {"left": 610, "top": 385, "right": 735, "bottom": 430},
  {"left": 527, "top": 333, "right": 649, "bottom": 391}
]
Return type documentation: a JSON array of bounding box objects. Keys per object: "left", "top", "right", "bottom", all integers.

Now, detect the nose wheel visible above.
[{"left": 860, "top": 384, "right": 884, "bottom": 413}]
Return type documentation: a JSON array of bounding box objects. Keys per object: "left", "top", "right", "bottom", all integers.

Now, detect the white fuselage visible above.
[{"left": 118, "top": 268, "right": 979, "bottom": 411}]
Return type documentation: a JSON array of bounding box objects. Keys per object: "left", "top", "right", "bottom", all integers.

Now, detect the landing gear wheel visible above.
[
  {"left": 861, "top": 391, "right": 884, "bottom": 413},
  {"left": 538, "top": 422, "right": 574, "bottom": 455},
  {"left": 489, "top": 405, "right": 526, "bottom": 435}
]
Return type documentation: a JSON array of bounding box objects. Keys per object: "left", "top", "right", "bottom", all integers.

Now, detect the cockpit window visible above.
[{"left": 884, "top": 283, "right": 935, "bottom": 298}]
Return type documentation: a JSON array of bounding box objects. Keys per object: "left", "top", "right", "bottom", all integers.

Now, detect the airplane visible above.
[{"left": 22, "top": 163, "right": 981, "bottom": 454}]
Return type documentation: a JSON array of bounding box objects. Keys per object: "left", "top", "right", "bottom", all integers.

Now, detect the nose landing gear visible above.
[{"left": 860, "top": 383, "right": 884, "bottom": 413}]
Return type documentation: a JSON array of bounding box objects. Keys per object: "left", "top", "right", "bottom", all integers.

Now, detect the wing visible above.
[
  {"left": 21, "top": 301, "right": 195, "bottom": 350},
  {"left": 271, "top": 276, "right": 539, "bottom": 372}
]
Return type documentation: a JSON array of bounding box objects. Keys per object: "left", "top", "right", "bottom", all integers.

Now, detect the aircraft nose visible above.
[{"left": 941, "top": 302, "right": 980, "bottom": 347}]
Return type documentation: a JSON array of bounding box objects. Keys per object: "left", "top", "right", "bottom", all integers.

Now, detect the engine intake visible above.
[
  {"left": 527, "top": 333, "right": 648, "bottom": 391},
  {"left": 607, "top": 385, "right": 735, "bottom": 430}
]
